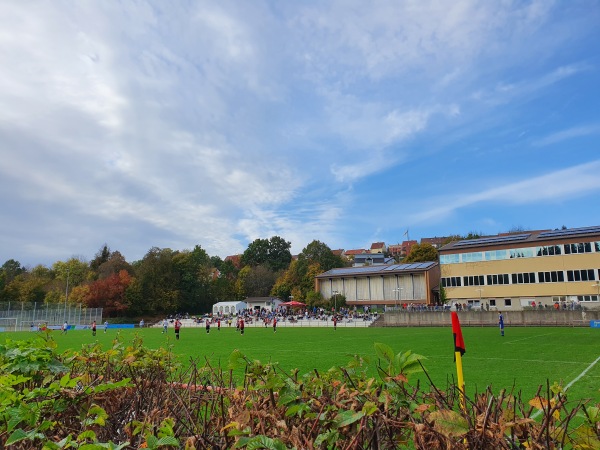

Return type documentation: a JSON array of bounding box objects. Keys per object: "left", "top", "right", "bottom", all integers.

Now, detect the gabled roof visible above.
[
  {"left": 370, "top": 242, "right": 385, "bottom": 250},
  {"left": 224, "top": 254, "right": 242, "bottom": 268},
  {"left": 345, "top": 249, "right": 368, "bottom": 255}
]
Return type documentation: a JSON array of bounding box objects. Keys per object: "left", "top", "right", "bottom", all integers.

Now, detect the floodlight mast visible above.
[{"left": 64, "top": 268, "right": 70, "bottom": 322}]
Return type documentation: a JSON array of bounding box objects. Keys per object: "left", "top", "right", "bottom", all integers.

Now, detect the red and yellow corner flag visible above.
[
  {"left": 451, "top": 312, "right": 466, "bottom": 410},
  {"left": 452, "top": 312, "right": 466, "bottom": 357}
]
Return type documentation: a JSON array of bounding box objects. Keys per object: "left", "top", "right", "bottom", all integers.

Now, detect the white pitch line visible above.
[
  {"left": 505, "top": 333, "right": 555, "bottom": 343},
  {"left": 563, "top": 355, "right": 600, "bottom": 392},
  {"left": 532, "top": 355, "right": 600, "bottom": 419}
]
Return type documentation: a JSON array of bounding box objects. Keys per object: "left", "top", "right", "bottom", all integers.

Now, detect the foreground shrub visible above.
[{"left": 0, "top": 334, "right": 598, "bottom": 449}]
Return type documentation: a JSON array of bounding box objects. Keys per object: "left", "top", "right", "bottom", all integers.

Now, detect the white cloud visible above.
[
  {"left": 533, "top": 124, "right": 600, "bottom": 147},
  {"left": 0, "top": 1, "right": 598, "bottom": 266},
  {"left": 410, "top": 160, "right": 600, "bottom": 224}
]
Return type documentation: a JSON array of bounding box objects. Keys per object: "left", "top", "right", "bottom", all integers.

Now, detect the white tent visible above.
[
  {"left": 245, "top": 297, "right": 283, "bottom": 312},
  {"left": 212, "top": 301, "right": 247, "bottom": 316}
]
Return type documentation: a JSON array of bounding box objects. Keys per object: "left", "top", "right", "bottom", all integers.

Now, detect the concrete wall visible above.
[{"left": 382, "top": 309, "right": 600, "bottom": 327}]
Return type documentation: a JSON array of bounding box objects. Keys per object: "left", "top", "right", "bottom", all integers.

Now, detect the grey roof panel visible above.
[
  {"left": 538, "top": 226, "right": 600, "bottom": 239},
  {"left": 317, "top": 262, "right": 438, "bottom": 278},
  {"left": 453, "top": 233, "right": 530, "bottom": 248}
]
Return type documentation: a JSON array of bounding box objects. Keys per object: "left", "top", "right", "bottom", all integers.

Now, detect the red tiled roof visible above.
[{"left": 345, "top": 249, "right": 367, "bottom": 255}]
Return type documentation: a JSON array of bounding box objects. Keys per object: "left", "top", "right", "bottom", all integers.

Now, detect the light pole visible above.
[
  {"left": 593, "top": 283, "right": 600, "bottom": 300},
  {"left": 64, "top": 268, "right": 70, "bottom": 322},
  {"left": 392, "top": 287, "right": 402, "bottom": 310},
  {"left": 476, "top": 288, "right": 483, "bottom": 304},
  {"left": 332, "top": 290, "right": 339, "bottom": 312}
]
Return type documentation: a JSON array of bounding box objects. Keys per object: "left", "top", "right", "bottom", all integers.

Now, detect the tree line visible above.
[{"left": 0, "top": 237, "right": 376, "bottom": 317}]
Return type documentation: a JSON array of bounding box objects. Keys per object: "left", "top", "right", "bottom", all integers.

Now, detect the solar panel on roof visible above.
[
  {"left": 319, "top": 262, "right": 437, "bottom": 278},
  {"left": 453, "top": 233, "right": 530, "bottom": 247},
  {"left": 538, "top": 226, "right": 600, "bottom": 239}
]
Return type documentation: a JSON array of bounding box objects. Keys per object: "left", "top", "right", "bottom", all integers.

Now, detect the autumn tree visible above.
[
  {"left": 2, "top": 271, "right": 47, "bottom": 303},
  {"left": 272, "top": 240, "right": 344, "bottom": 301},
  {"left": 240, "top": 264, "right": 278, "bottom": 297},
  {"left": 297, "top": 240, "right": 344, "bottom": 272},
  {"left": 173, "top": 245, "right": 213, "bottom": 313},
  {"left": 96, "top": 251, "right": 133, "bottom": 279},
  {"left": 134, "top": 247, "right": 180, "bottom": 314},
  {"left": 52, "top": 258, "right": 91, "bottom": 304},
  {"left": 404, "top": 243, "right": 439, "bottom": 263},
  {"left": 241, "top": 236, "right": 292, "bottom": 272},
  {"left": 0, "top": 259, "right": 25, "bottom": 301},
  {"left": 85, "top": 270, "right": 132, "bottom": 316},
  {"left": 90, "top": 244, "right": 111, "bottom": 272}
]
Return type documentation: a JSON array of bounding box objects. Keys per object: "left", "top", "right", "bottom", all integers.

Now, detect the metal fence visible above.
[{"left": 0, "top": 302, "right": 103, "bottom": 331}]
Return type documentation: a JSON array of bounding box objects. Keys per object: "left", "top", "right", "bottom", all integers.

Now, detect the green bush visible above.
[{"left": 1, "top": 333, "right": 598, "bottom": 449}]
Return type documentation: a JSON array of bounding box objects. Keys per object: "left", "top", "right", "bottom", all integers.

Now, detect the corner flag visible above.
[
  {"left": 451, "top": 312, "right": 466, "bottom": 410},
  {"left": 451, "top": 312, "right": 465, "bottom": 356}
]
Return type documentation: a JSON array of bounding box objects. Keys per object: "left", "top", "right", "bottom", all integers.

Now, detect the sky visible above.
[{"left": 1, "top": 1, "right": 600, "bottom": 268}]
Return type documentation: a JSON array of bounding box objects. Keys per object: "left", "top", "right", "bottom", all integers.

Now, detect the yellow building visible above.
[{"left": 438, "top": 226, "right": 600, "bottom": 311}]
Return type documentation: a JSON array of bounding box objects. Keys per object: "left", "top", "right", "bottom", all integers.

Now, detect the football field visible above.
[{"left": 5, "top": 325, "right": 599, "bottom": 405}]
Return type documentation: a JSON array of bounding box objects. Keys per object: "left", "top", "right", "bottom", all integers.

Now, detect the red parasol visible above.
[{"left": 280, "top": 300, "right": 306, "bottom": 307}]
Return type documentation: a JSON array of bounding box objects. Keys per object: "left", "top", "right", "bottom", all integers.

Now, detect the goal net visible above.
[{"left": 0, "top": 317, "right": 19, "bottom": 332}]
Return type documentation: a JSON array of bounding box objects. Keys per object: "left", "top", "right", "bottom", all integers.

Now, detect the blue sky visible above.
[{"left": 1, "top": 1, "right": 599, "bottom": 268}]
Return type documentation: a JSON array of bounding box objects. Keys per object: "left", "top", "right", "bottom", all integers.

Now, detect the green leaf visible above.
[
  {"left": 78, "top": 429, "right": 98, "bottom": 441},
  {"left": 335, "top": 410, "right": 365, "bottom": 428},
  {"left": 235, "top": 435, "right": 287, "bottom": 450},
  {"left": 228, "top": 349, "right": 247, "bottom": 370},
  {"left": 374, "top": 343, "right": 394, "bottom": 364},
  {"left": 584, "top": 406, "right": 600, "bottom": 424},
  {"left": 156, "top": 435, "right": 180, "bottom": 447},
  {"left": 6, "top": 428, "right": 44, "bottom": 445},
  {"left": 362, "top": 401, "right": 378, "bottom": 416}
]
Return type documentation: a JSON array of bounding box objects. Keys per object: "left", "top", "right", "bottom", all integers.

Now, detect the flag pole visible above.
[
  {"left": 455, "top": 350, "right": 466, "bottom": 411},
  {"left": 451, "top": 312, "right": 467, "bottom": 411}
]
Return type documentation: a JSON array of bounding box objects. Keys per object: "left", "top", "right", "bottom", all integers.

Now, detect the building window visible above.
[
  {"left": 441, "top": 276, "right": 462, "bottom": 287},
  {"left": 462, "top": 275, "right": 485, "bottom": 286},
  {"left": 577, "top": 295, "right": 599, "bottom": 302},
  {"left": 489, "top": 299, "right": 496, "bottom": 307},
  {"left": 504, "top": 299, "right": 512, "bottom": 307},
  {"left": 538, "top": 271, "right": 565, "bottom": 283},
  {"left": 567, "top": 269, "right": 597, "bottom": 282},
  {"left": 565, "top": 242, "right": 593, "bottom": 254}
]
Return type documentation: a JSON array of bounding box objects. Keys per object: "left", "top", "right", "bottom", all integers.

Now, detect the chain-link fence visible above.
[{"left": 0, "top": 302, "right": 103, "bottom": 331}]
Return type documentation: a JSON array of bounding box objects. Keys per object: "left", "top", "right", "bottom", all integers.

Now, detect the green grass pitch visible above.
[{"left": 4, "top": 325, "right": 599, "bottom": 405}]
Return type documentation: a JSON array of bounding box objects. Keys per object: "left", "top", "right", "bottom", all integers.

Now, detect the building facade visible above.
[
  {"left": 438, "top": 226, "right": 600, "bottom": 310},
  {"left": 315, "top": 262, "right": 440, "bottom": 309}
]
